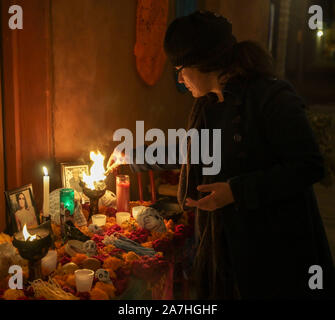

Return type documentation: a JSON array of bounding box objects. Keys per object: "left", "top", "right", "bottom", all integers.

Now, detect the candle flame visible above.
[
  {"left": 82, "top": 151, "right": 106, "bottom": 190},
  {"left": 43, "top": 166, "right": 48, "bottom": 176},
  {"left": 22, "top": 224, "right": 37, "bottom": 241}
]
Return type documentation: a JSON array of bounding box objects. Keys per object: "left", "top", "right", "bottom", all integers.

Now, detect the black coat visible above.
[{"left": 132, "top": 77, "right": 335, "bottom": 299}]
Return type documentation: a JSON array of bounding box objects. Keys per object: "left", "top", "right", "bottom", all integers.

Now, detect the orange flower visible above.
[
  {"left": 3, "top": 289, "right": 26, "bottom": 300},
  {"left": 89, "top": 287, "right": 109, "bottom": 300},
  {"left": 71, "top": 253, "right": 88, "bottom": 266},
  {"left": 65, "top": 274, "right": 76, "bottom": 288},
  {"left": 106, "top": 217, "right": 116, "bottom": 225},
  {"left": 106, "top": 268, "right": 117, "bottom": 279},
  {"left": 103, "top": 256, "right": 123, "bottom": 271},
  {"left": 94, "top": 281, "right": 116, "bottom": 299},
  {"left": 141, "top": 241, "right": 153, "bottom": 248},
  {"left": 101, "top": 244, "right": 117, "bottom": 255},
  {"left": 123, "top": 251, "right": 140, "bottom": 263},
  {"left": 165, "top": 219, "right": 175, "bottom": 231}
]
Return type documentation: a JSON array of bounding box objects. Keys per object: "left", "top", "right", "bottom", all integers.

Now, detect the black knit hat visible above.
[{"left": 164, "top": 11, "right": 237, "bottom": 70}]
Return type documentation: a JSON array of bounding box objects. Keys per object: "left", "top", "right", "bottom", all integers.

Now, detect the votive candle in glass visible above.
[
  {"left": 92, "top": 214, "right": 106, "bottom": 227},
  {"left": 116, "top": 175, "right": 130, "bottom": 212},
  {"left": 75, "top": 269, "right": 94, "bottom": 292},
  {"left": 60, "top": 188, "right": 75, "bottom": 215},
  {"left": 116, "top": 212, "right": 131, "bottom": 225}
]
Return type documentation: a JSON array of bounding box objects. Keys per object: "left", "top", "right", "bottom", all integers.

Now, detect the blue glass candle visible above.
[{"left": 60, "top": 188, "right": 75, "bottom": 215}]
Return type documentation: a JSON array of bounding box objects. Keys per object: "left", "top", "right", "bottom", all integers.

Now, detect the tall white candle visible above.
[{"left": 43, "top": 166, "right": 50, "bottom": 217}]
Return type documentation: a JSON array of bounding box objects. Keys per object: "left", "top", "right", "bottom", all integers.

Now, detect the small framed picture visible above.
[
  {"left": 5, "top": 184, "right": 40, "bottom": 233},
  {"left": 60, "top": 163, "right": 89, "bottom": 195}
]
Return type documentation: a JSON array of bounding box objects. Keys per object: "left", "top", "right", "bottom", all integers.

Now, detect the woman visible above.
[
  {"left": 108, "top": 11, "right": 335, "bottom": 299},
  {"left": 14, "top": 192, "right": 38, "bottom": 231}
]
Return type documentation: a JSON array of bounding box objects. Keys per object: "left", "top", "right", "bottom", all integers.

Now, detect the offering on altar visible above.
[
  {"left": 136, "top": 207, "right": 166, "bottom": 232},
  {"left": 41, "top": 250, "right": 57, "bottom": 276},
  {"left": 132, "top": 206, "right": 146, "bottom": 220},
  {"left": 116, "top": 175, "right": 130, "bottom": 212}
]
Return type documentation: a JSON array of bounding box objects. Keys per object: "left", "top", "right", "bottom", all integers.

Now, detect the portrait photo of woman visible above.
[{"left": 5, "top": 184, "right": 40, "bottom": 233}]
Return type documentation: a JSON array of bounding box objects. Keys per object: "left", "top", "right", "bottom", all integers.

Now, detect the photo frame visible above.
[
  {"left": 5, "top": 184, "right": 40, "bottom": 233},
  {"left": 60, "top": 163, "right": 89, "bottom": 196}
]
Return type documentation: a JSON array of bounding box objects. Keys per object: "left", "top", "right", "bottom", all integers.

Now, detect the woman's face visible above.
[
  {"left": 18, "top": 193, "right": 26, "bottom": 209},
  {"left": 176, "top": 66, "right": 215, "bottom": 98}
]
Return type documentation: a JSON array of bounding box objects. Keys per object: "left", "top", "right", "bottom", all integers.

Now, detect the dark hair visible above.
[
  {"left": 164, "top": 11, "right": 274, "bottom": 80},
  {"left": 16, "top": 192, "right": 28, "bottom": 210}
]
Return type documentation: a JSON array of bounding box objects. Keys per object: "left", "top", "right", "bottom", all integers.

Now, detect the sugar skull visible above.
[
  {"left": 136, "top": 207, "right": 166, "bottom": 232},
  {"left": 84, "top": 240, "right": 97, "bottom": 257},
  {"left": 88, "top": 224, "right": 103, "bottom": 235},
  {"left": 95, "top": 268, "right": 110, "bottom": 282}
]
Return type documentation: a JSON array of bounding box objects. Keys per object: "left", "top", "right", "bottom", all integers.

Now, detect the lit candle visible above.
[
  {"left": 75, "top": 269, "right": 94, "bottom": 292},
  {"left": 132, "top": 206, "right": 146, "bottom": 220},
  {"left": 116, "top": 175, "right": 130, "bottom": 212},
  {"left": 43, "top": 167, "right": 50, "bottom": 217},
  {"left": 92, "top": 214, "right": 106, "bottom": 227},
  {"left": 116, "top": 212, "right": 131, "bottom": 225}
]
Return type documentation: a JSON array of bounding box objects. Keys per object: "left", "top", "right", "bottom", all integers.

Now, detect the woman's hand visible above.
[
  {"left": 105, "top": 149, "right": 126, "bottom": 175},
  {"left": 185, "top": 182, "right": 235, "bottom": 211}
]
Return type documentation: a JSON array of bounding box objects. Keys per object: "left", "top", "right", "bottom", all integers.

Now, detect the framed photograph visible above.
[
  {"left": 61, "top": 163, "right": 89, "bottom": 195},
  {"left": 5, "top": 184, "right": 40, "bottom": 233}
]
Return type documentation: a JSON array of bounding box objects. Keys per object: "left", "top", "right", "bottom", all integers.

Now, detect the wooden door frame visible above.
[{"left": 1, "top": 0, "right": 53, "bottom": 232}]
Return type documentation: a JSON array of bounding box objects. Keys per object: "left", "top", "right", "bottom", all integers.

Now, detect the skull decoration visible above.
[
  {"left": 136, "top": 207, "right": 166, "bottom": 232},
  {"left": 88, "top": 224, "right": 103, "bottom": 235},
  {"left": 95, "top": 268, "right": 110, "bottom": 282},
  {"left": 84, "top": 240, "right": 97, "bottom": 257}
]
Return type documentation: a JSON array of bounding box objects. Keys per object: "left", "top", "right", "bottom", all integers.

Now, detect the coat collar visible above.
[{"left": 222, "top": 76, "right": 250, "bottom": 106}]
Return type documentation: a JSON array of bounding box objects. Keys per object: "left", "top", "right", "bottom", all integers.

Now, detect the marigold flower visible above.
[
  {"left": 89, "top": 287, "right": 109, "bottom": 300},
  {"left": 71, "top": 253, "right": 88, "bottom": 266},
  {"left": 94, "top": 281, "right": 116, "bottom": 299},
  {"left": 3, "top": 289, "right": 26, "bottom": 300},
  {"left": 103, "top": 256, "right": 124, "bottom": 271}
]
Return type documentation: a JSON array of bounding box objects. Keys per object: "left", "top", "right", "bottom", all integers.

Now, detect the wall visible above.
[
  {"left": 51, "top": 0, "right": 193, "bottom": 198},
  {"left": 204, "top": 0, "right": 270, "bottom": 46}
]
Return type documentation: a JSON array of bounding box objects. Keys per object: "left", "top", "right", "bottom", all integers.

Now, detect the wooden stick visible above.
[
  {"left": 149, "top": 170, "right": 156, "bottom": 203},
  {"left": 137, "top": 172, "right": 143, "bottom": 202}
]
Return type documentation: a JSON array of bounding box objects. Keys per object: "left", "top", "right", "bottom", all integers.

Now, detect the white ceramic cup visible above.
[
  {"left": 116, "top": 212, "right": 131, "bottom": 225},
  {"left": 75, "top": 269, "right": 94, "bottom": 292},
  {"left": 92, "top": 214, "right": 107, "bottom": 227}
]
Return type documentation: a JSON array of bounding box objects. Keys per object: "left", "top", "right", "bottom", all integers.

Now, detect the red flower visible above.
[
  {"left": 60, "top": 255, "right": 72, "bottom": 265},
  {"left": 106, "top": 224, "right": 123, "bottom": 236},
  {"left": 106, "top": 206, "right": 117, "bottom": 217},
  {"left": 128, "top": 228, "right": 149, "bottom": 243}
]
